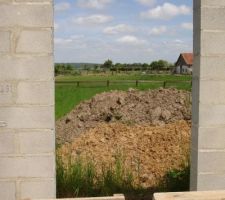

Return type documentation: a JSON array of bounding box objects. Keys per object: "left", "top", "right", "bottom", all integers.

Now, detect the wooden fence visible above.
[{"left": 56, "top": 80, "right": 192, "bottom": 88}]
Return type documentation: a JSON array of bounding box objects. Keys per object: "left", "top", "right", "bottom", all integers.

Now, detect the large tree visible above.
[
  {"left": 150, "top": 60, "right": 171, "bottom": 71},
  {"left": 103, "top": 59, "right": 113, "bottom": 69}
]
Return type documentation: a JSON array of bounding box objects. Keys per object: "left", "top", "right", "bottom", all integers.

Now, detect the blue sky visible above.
[{"left": 54, "top": 0, "right": 193, "bottom": 63}]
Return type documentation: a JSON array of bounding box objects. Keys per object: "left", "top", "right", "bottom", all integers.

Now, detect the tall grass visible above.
[
  {"left": 56, "top": 153, "right": 140, "bottom": 198},
  {"left": 57, "top": 152, "right": 190, "bottom": 199},
  {"left": 57, "top": 156, "right": 97, "bottom": 197}
]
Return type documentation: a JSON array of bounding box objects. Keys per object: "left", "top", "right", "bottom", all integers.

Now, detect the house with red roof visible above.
[{"left": 175, "top": 53, "right": 193, "bottom": 74}]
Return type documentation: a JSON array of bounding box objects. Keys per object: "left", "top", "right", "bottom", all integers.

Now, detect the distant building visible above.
[{"left": 175, "top": 53, "right": 193, "bottom": 74}]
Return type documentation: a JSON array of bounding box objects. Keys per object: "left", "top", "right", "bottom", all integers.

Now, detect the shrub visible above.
[{"left": 163, "top": 163, "right": 190, "bottom": 192}]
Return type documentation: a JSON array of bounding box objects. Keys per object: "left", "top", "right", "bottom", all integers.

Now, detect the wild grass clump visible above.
[
  {"left": 57, "top": 156, "right": 96, "bottom": 197},
  {"left": 57, "top": 151, "right": 190, "bottom": 199},
  {"left": 56, "top": 153, "right": 140, "bottom": 198}
]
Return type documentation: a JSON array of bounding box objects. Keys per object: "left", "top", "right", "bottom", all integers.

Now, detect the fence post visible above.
[
  {"left": 163, "top": 81, "right": 166, "bottom": 88},
  {"left": 136, "top": 80, "right": 139, "bottom": 87},
  {"left": 77, "top": 81, "right": 80, "bottom": 87}
]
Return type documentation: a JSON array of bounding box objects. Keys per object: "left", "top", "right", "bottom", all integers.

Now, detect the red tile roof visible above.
[{"left": 181, "top": 53, "right": 193, "bottom": 65}]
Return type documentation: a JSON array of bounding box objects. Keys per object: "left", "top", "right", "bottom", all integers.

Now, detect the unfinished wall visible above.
[
  {"left": 191, "top": 0, "right": 225, "bottom": 190},
  {"left": 0, "top": 0, "right": 55, "bottom": 199}
]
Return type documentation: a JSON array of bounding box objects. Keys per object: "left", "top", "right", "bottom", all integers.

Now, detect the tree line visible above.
[
  {"left": 103, "top": 59, "right": 174, "bottom": 72},
  {"left": 55, "top": 59, "right": 175, "bottom": 76}
]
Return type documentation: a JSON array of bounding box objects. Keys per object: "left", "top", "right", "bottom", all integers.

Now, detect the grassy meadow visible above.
[{"left": 55, "top": 73, "right": 192, "bottom": 119}]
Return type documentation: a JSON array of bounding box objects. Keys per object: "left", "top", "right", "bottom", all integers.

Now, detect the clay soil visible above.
[{"left": 59, "top": 120, "right": 191, "bottom": 188}]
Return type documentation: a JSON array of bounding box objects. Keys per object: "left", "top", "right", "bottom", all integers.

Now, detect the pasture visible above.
[{"left": 55, "top": 74, "right": 192, "bottom": 119}]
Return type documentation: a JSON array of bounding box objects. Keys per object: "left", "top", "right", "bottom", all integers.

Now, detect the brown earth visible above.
[
  {"left": 58, "top": 120, "right": 191, "bottom": 188},
  {"left": 56, "top": 88, "right": 191, "bottom": 144}
]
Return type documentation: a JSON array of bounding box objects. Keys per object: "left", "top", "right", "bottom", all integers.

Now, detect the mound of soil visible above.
[
  {"left": 56, "top": 88, "right": 191, "bottom": 144},
  {"left": 58, "top": 120, "right": 191, "bottom": 188}
]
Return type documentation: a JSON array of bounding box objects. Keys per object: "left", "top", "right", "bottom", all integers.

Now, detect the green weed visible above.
[{"left": 162, "top": 163, "right": 190, "bottom": 192}]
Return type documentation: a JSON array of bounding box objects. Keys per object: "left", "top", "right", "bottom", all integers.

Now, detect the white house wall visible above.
[{"left": 176, "top": 65, "right": 192, "bottom": 74}]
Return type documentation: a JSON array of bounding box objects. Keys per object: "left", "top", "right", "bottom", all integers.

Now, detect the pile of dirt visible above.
[
  {"left": 56, "top": 88, "right": 191, "bottom": 144},
  {"left": 58, "top": 120, "right": 191, "bottom": 188}
]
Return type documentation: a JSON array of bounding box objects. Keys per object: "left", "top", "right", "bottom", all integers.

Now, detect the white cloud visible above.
[
  {"left": 174, "top": 39, "right": 184, "bottom": 44},
  {"left": 149, "top": 26, "right": 167, "bottom": 36},
  {"left": 136, "top": 0, "right": 155, "bottom": 6},
  {"left": 55, "top": 35, "right": 84, "bottom": 45},
  {"left": 55, "top": 2, "right": 71, "bottom": 12},
  {"left": 73, "top": 15, "right": 113, "bottom": 25},
  {"left": 55, "top": 38, "right": 73, "bottom": 45},
  {"left": 146, "top": 48, "right": 154, "bottom": 53},
  {"left": 103, "top": 24, "right": 135, "bottom": 34},
  {"left": 181, "top": 22, "right": 193, "bottom": 30},
  {"left": 77, "top": 0, "right": 113, "bottom": 9},
  {"left": 70, "top": 35, "right": 85, "bottom": 40},
  {"left": 55, "top": 35, "right": 86, "bottom": 48},
  {"left": 117, "top": 35, "right": 146, "bottom": 45},
  {"left": 162, "top": 39, "right": 186, "bottom": 48},
  {"left": 141, "top": 3, "right": 191, "bottom": 20}
]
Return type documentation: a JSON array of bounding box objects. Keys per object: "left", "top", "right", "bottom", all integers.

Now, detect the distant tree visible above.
[
  {"left": 83, "top": 64, "right": 88, "bottom": 70},
  {"left": 115, "top": 63, "right": 121, "bottom": 68},
  {"left": 103, "top": 59, "right": 113, "bottom": 70},
  {"left": 94, "top": 65, "right": 99, "bottom": 70},
  {"left": 93, "top": 65, "right": 100, "bottom": 74},
  {"left": 65, "top": 64, "right": 73, "bottom": 71},
  {"left": 55, "top": 63, "right": 67, "bottom": 75},
  {"left": 150, "top": 61, "right": 160, "bottom": 71},
  {"left": 150, "top": 60, "right": 171, "bottom": 72},
  {"left": 129, "top": 63, "right": 140, "bottom": 71},
  {"left": 55, "top": 64, "right": 60, "bottom": 76},
  {"left": 158, "top": 60, "right": 170, "bottom": 70},
  {"left": 114, "top": 63, "right": 123, "bottom": 73},
  {"left": 142, "top": 63, "right": 149, "bottom": 71},
  {"left": 83, "top": 64, "right": 90, "bottom": 74},
  {"left": 168, "top": 63, "right": 175, "bottom": 71}
]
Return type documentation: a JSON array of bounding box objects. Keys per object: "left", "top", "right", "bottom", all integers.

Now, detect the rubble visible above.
[{"left": 56, "top": 88, "right": 191, "bottom": 144}]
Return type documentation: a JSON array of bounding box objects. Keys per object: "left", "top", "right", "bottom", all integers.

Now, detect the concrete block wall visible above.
[
  {"left": 191, "top": 0, "right": 225, "bottom": 190},
  {"left": 0, "top": 0, "right": 55, "bottom": 200}
]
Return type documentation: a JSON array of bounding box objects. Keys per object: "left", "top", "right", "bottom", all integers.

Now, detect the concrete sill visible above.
[
  {"left": 31, "top": 194, "right": 125, "bottom": 200},
  {"left": 154, "top": 191, "right": 225, "bottom": 200}
]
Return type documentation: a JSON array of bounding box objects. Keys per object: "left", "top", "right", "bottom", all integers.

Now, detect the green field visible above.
[
  {"left": 56, "top": 73, "right": 192, "bottom": 82},
  {"left": 55, "top": 74, "right": 192, "bottom": 119}
]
